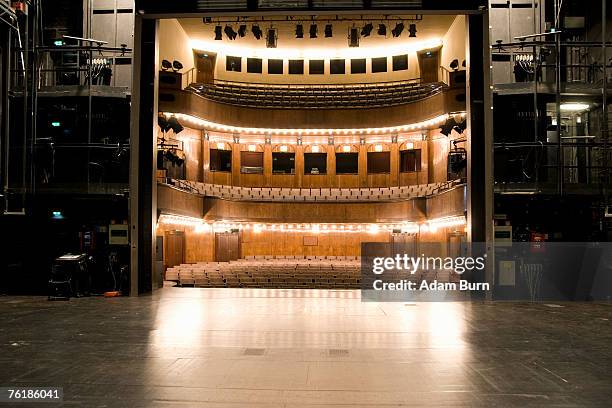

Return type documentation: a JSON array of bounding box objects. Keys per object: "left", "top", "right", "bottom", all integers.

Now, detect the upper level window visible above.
[
  {"left": 304, "top": 153, "right": 327, "bottom": 175},
  {"left": 309, "top": 60, "right": 325, "bottom": 75},
  {"left": 247, "top": 58, "right": 263, "bottom": 73},
  {"left": 336, "top": 153, "right": 358, "bottom": 174},
  {"left": 226, "top": 56, "right": 241, "bottom": 72},
  {"left": 272, "top": 152, "right": 295, "bottom": 174},
  {"left": 210, "top": 149, "right": 232, "bottom": 172},
  {"left": 289, "top": 60, "right": 304, "bottom": 75},
  {"left": 392, "top": 54, "right": 408, "bottom": 71},
  {"left": 330, "top": 59, "right": 345, "bottom": 74},
  {"left": 372, "top": 57, "right": 387, "bottom": 73},
  {"left": 367, "top": 151, "right": 390, "bottom": 173},
  {"left": 351, "top": 59, "right": 366, "bottom": 74},
  {"left": 400, "top": 149, "right": 422, "bottom": 172},
  {"left": 240, "top": 151, "right": 263, "bottom": 174},
  {"left": 268, "top": 59, "right": 284, "bottom": 74}
]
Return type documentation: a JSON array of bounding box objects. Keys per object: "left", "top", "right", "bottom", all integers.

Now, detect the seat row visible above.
[
  {"left": 188, "top": 81, "right": 445, "bottom": 109},
  {"left": 170, "top": 180, "right": 459, "bottom": 202},
  {"left": 166, "top": 258, "right": 362, "bottom": 289}
]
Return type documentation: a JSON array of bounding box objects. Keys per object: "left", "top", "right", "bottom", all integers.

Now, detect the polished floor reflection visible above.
[{"left": 1, "top": 288, "right": 611, "bottom": 407}]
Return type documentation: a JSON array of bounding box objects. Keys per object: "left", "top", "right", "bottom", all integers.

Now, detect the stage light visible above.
[
  {"left": 266, "top": 28, "right": 277, "bottom": 48},
  {"left": 449, "top": 59, "right": 459, "bottom": 71},
  {"left": 361, "top": 23, "right": 373, "bottom": 37},
  {"left": 167, "top": 116, "right": 184, "bottom": 134},
  {"left": 295, "top": 24, "right": 303, "bottom": 38},
  {"left": 309, "top": 24, "right": 318, "bottom": 38},
  {"left": 391, "top": 22, "right": 404, "bottom": 37},
  {"left": 161, "top": 59, "right": 172, "bottom": 71},
  {"left": 224, "top": 25, "right": 237, "bottom": 40},
  {"left": 377, "top": 24, "right": 386, "bottom": 36},
  {"left": 238, "top": 24, "right": 247, "bottom": 38},
  {"left": 348, "top": 27, "right": 359, "bottom": 47},
  {"left": 252, "top": 25, "right": 263, "bottom": 39},
  {"left": 172, "top": 60, "right": 183, "bottom": 72},
  {"left": 408, "top": 23, "right": 417, "bottom": 37},
  {"left": 439, "top": 117, "right": 466, "bottom": 136},
  {"left": 214, "top": 25, "right": 222, "bottom": 40},
  {"left": 324, "top": 24, "right": 333, "bottom": 38}
]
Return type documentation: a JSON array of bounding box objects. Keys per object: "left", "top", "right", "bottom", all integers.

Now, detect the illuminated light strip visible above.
[
  {"left": 158, "top": 214, "right": 466, "bottom": 234},
  {"left": 189, "top": 38, "right": 443, "bottom": 60},
  {"left": 164, "top": 112, "right": 462, "bottom": 136}
]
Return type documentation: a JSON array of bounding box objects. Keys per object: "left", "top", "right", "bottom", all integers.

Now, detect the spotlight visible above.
[
  {"left": 324, "top": 24, "right": 333, "bottom": 38},
  {"left": 214, "top": 25, "right": 222, "bottom": 40},
  {"left": 408, "top": 23, "right": 417, "bottom": 37},
  {"left": 252, "top": 25, "right": 263, "bottom": 39},
  {"left": 158, "top": 115, "right": 170, "bottom": 133},
  {"left": 348, "top": 27, "right": 359, "bottom": 47},
  {"left": 309, "top": 24, "right": 318, "bottom": 38},
  {"left": 453, "top": 120, "right": 467, "bottom": 134},
  {"left": 439, "top": 117, "right": 466, "bottom": 136},
  {"left": 224, "top": 25, "right": 237, "bottom": 40},
  {"left": 172, "top": 60, "right": 183, "bottom": 72},
  {"left": 167, "top": 116, "right": 184, "bottom": 134},
  {"left": 377, "top": 23, "right": 386, "bottom": 36},
  {"left": 449, "top": 59, "right": 459, "bottom": 71},
  {"left": 266, "top": 28, "right": 277, "bottom": 48},
  {"left": 161, "top": 59, "right": 172, "bottom": 71},
  {"left": 295, "top": 24, "right": 304, "bottom": 38},
  {"left": 391, "top": 22, "right": 404, "bottom": 37},
  {"left": 238, "top": 24, "right": 247, "bottom": 38},
  {"left": 361, "top": 23, "right": 373, "bottom": 37}
]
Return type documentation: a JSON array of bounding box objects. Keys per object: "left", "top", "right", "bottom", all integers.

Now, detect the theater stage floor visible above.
[{"left": 1, "top": 288, "right": 611, "bottom": 407}]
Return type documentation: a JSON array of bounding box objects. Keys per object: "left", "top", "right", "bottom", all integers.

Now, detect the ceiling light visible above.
[
  {"left": 295, "top": 24, "right": 303, "bottom": 38},
  {"left": 214, "top": 25, "right": 222, "bottom": 40},
  {"left": 238, "top": 25, "right": 247, "bottom": 38},
  {"left": 252, "top": 25, "right": 263, "bottom": 39},
  {"left": 324, "top": 24, "right": 333, "bottom": 38},
  {"left": 377, "top": 24, "right": 386, "bottom": 36},
  {"left": 309, "top": 24, "right": 318, "bottom": 38},
  {"left": 361, "top": 23, "right": 373, "bottom": 37},
  {"left": 224, "top": 25, "right": 237, "bottom": 40},
  {"left": 348, "top": 27, "right": 359, "bottom": 47},
  {"left": 560, "top": 103, "right": 589, "bottom": 111},
  {"left": 172, "top": 60, "right": 183, "bottom": 72},
  {"left": 266, "top": 28, "right": 277, "bottom": 48},
  {"left": 391, "top": 22, "right": 404, "bottom": 37},
  {"left": 408, "top": 23, "right": 417, "bottom": 37},
  {"left": 161, "top": 59, "right": 172, "bottom": 70}
]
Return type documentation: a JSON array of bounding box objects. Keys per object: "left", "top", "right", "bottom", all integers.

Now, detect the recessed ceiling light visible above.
[{"left": 560, "top": 103, "right": 589, "bottom": 111}]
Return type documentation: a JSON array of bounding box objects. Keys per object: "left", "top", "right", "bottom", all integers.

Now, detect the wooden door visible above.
[
  {"left": 194, "top": 51, "right": 216, "bottom": 84},
  {"left": 418, "top": 49, "right": 440, "bottom": 83},
  {"left": 164, "top": 230, "right": 185, "bottom": 269},
  {"left": 215, "top": 231, "right": 241, "bottom": 262}
]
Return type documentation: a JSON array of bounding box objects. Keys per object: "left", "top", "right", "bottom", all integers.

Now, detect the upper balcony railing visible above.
[{"left": 186, "top": 77, "right": 447, "bottom": 109}]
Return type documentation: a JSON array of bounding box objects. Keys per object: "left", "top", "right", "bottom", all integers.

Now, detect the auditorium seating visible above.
[
  {"left": 165, "top": 256, "right": 457, "bottom": 289},
  {"left": 187, "top": 79, "right": 446, "bottom": 109},
  {"left": 167, "top": 179, "right": 462, "bottom": 202},
  {"left": 166, "top": 256, "right": 362, "bottom": 289}
]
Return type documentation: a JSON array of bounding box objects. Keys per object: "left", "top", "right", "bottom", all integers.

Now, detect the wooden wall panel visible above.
[{"left": 156, "top": 226, "right": 465, "bottom": 262}]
